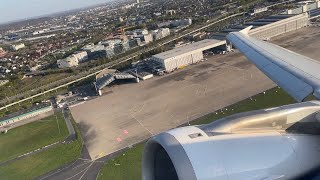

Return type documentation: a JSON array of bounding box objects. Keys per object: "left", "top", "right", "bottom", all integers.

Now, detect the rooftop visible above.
[
  {"left": 96, "top": 68, "right": 117, "bottom": 79},
  {"left": 153, "top": 39, "right": 226, "bottom": 60},
  {"left": 0, "top": 103, "right": 51, "bottom": 123}
]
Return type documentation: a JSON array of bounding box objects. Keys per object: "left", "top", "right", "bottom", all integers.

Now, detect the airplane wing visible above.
[{"left": 226, "top": 27, "right": 320, "bottom": 102}]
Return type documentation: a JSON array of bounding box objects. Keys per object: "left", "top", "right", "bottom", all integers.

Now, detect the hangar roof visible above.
[
  {"left": 96, "top": 68, "right": 117, "bottom": 79},
  {"left": 153, "top": 39, "right": 226, "bottom": 60}
]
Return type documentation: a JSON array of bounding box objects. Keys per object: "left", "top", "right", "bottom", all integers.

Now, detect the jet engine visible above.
[{"left": 142, "top": 101, "right": 320, "bottom": 180}]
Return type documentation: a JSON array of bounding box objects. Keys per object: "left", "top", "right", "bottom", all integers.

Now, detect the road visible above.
[
  {"left": 36, "top": 146, "right": 102, "bottom": 180},
  {"left": 62, "top": 108, "right": 76, "bottom": 141}
]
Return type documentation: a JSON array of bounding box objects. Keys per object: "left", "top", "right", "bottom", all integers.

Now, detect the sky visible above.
[{"left": 0, "top": 0, "right": 112, "bottom": 24}]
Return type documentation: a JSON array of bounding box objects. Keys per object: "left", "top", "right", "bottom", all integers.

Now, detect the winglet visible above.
[{"left": 239, "top": 26, "right": 253, "bottom": 35}]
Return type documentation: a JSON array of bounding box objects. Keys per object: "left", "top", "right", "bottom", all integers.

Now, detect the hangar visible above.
[
  {"left": 213, "top": 13, "right": 309, "bottom": 41},
  {"left": 95, "top": 69, "right": 138, "bottom": 96},
  {"left": 152, "top": 39, "right": 227, "bottom": 72}
]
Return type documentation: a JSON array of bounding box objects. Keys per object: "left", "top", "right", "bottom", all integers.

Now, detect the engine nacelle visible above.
[{"left": 142, "top": 101, "right": 320, "bottom": 180}]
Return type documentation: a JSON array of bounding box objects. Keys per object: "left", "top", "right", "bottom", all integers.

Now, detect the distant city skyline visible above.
[{"left": 0, "top": 0, "right": 113, "bottom": 24}]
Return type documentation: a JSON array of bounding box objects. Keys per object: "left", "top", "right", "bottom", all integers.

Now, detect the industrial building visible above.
[
  {"left": 82, "top": 43, "right": 107, "bottom": 59},
  {"left": 251, "top": 6, "right": 268, "bottom": 15},
  {"left": 152, "top": 28, "right": 170, "bottom": 40},
  {"left": 0, "top": 103, "right": 53, "bottom": 128},
  {"left": 285, "top": 0, "right": 320, "bottom": 16},
  {"left": 57, "top": 51, "right": 88, "bottom": 68},
  {"left": 135, "top": 33, "right": 153, "bottom": 45},
  {"left": 57, "top": 57, "right": 79, "bottom": 68},
  {"left": 158, "top": 18, "right": 192, "bottom": 28},
  {"left": 152, "top": 39, "right": 226, "bottom": 72},
  {"left": 249, "top": 13, "right": 309, "bottom": 40},
  {"left": 132, "top": 29, "right": 149, "bottom": 36},
  {"left": 127, "top": 29, "right": 154, "bottom": 45},
  {"left": 212, "top": 12, "right": 309, "bottom": 42}
]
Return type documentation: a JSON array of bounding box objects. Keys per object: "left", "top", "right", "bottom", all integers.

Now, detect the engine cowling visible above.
[{"left": 142, "top": 101, "right": 320, "bottom": 180}]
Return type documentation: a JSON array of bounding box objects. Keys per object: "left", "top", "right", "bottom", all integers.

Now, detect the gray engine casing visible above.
[{"left": 142, "top": 101, "right": 320, "bottom": 180}]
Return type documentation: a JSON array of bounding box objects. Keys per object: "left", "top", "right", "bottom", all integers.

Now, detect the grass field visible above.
[
  {"left": 0, "top": 113, "right": 68, "bottom": 163},
  {"left": 98, "top": 144, "right": 145, "bottom": 180},
  {"left": 0, "top": 112, "right": 83, "bottom": 180},
  {"left": 192, "top": 87, "right": 296, "bottom": 125},
  {"left": 97, "top": 87, "right": 296, "bottom": 180}
]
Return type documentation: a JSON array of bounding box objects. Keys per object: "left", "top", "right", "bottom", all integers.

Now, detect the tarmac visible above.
[{"left": 70, "top": 27, "right": 320, "bottom": 161}]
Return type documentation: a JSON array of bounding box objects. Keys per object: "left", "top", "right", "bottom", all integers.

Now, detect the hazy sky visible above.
[{"left": 0, "top": 0, "right": 112, "bottom": 24}]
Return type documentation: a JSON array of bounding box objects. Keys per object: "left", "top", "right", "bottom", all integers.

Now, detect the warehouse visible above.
[
  {"left": 249, "top": 13, "right": 309, "bottom": 40},
  {"left": 214, "top": 13, "right": 309, "bottom": 41},
  {"left": 152, "top": 39, "right": 226, "bottom": 72},
  {"left": 0, "top": 103, "right": 53, "bottom": 128}
]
